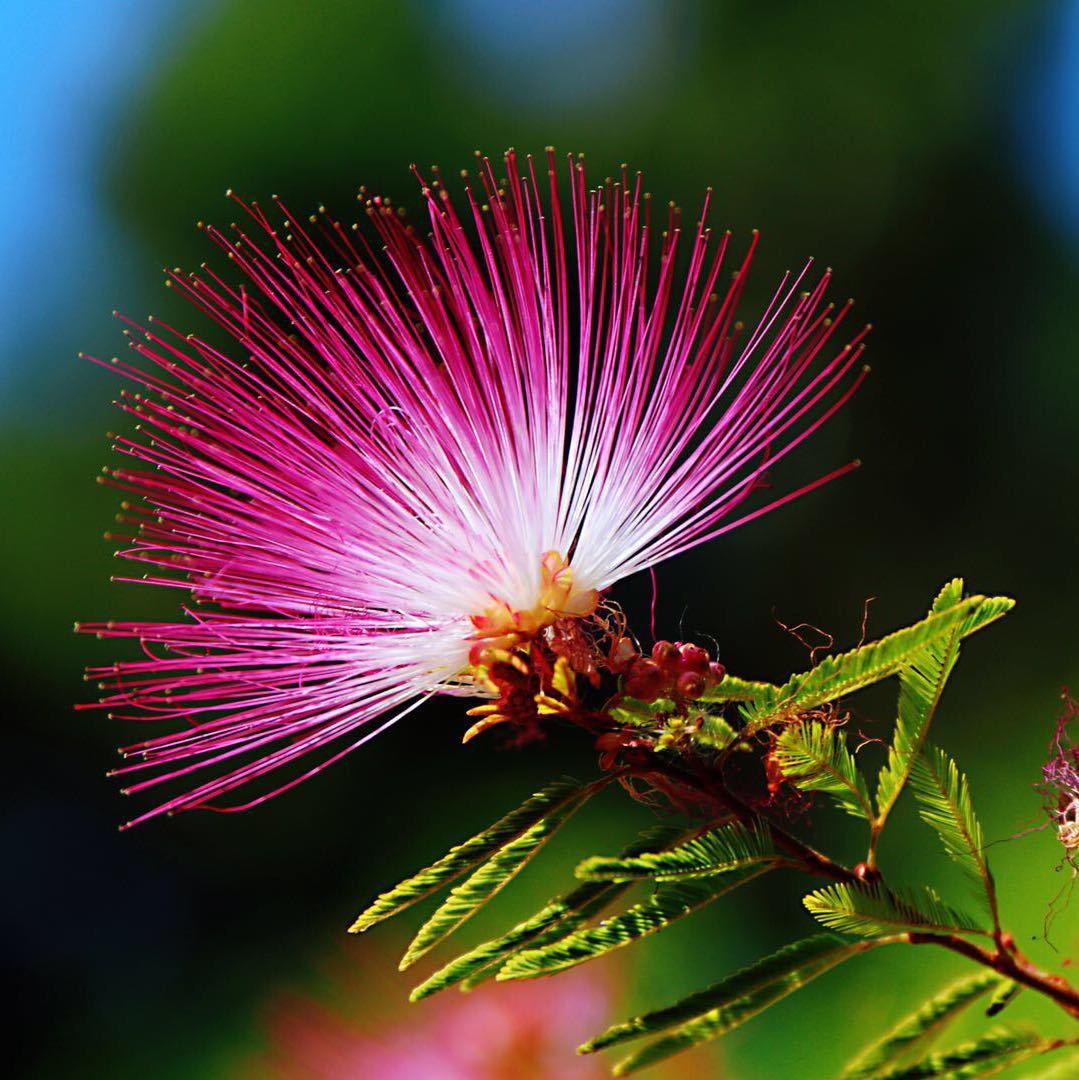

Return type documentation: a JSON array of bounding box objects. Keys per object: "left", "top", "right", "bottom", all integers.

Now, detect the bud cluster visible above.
[{"left": 621, "top": 639, "right": 726, "bottom": 703}]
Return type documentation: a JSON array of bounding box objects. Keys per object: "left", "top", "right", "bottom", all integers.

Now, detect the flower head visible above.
[
  {"left": 79, "top": 150, "right": 868, "bottom": 827},
  {"left": 1042, "top": 690, "right": 1079, "bottom": 854}
]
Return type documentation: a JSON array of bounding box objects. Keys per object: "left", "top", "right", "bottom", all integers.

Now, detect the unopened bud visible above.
[
  {"left": 676, "top": 670, "right": 706, "bottom": 699},
  {"left": 624, "top": 659, "right": 665, "bottom": 703},
  {"left": 678, "top": 643, "right": 710, "bottom": 674},
  {"left": 651, "top": 640, "right": 680, "bottom": 673}
]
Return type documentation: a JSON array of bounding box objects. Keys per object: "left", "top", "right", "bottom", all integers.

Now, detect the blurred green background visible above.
[{"left": 6, "top": 1, "right": 1079, "bottom": 1075}]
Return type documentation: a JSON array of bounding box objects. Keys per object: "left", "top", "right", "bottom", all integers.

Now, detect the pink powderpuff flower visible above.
[
  {"left": 1042, "top": 690, "right": 1079, "bottom": 855},
  {"left": 78, "top": 149, "right": 869, "bottom": 827}
]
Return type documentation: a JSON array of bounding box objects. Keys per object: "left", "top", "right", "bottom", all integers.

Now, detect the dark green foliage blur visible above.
[{"left": 6, "top": 1, "right": 1078, "bottom": 1075}]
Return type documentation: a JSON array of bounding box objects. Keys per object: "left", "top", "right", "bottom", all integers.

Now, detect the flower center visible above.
[
  {"left": 1060, "top": 820, "right": 1079, "bottom": 851},
  {"left": 468, "top": 551, "right": 599, "bottom": 663}
]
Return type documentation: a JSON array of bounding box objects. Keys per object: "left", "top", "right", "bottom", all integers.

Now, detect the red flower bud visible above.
[
  {"left": 708, "top": 661, "right": 726, "bottom": 683},
  {"left": 678, "top": 643, "right": 710, "bottom": 674},
  {"left": 624, "top": 658, "right": 665, "bottom": 702},
  {"left": 651, "top": 640, "right": 681, "bottom": 673},
  {"left": 676, "top": 670, "right": 706, "bottom": 699}
]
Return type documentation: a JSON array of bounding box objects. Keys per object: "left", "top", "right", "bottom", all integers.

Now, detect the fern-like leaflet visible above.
[
  {"left": 772, "top": 722, "right": 873, "bottom": 820},
  {"left": 581, "top": 933, "right": 891, "bottom": 1055},
  {"left": 743, "top": 593, "right": 1007, "bottom": 734},
  {"left": 575, "top": 820, "right": 777, "bottom": 882},
  {"left": 804, "top": 881, "right": 987, "bottom": 937},
  {"left": 874, "top": 581, "right": 1013, "bottom": 839},
  {"left": 350, "top": 777, "right": 587, "bottom": 933},
  {"left": 497, "top": 864, "right": 772, "bottom": 980},
  {"left": 869, "top": 1029, "right": 1073, "bottom": 1080},
  {"left": 399, "top": 782, "right": 594, "bottom": 968},
  {"left": 408, "top": 826, "right": 685, "bottom": 1001},
  {"left": 840, "top": 971, "right": 1006, "bottom": 1079},
  {"left": 603, "top": 936, "right": 895, "bottom": 1076},
  {"left": 910, "top": 743, "right": 996, "bottom": 921}
]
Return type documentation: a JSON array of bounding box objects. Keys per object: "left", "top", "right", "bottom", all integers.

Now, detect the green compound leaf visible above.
[
  {"left": 350, "top": 777, "right": 586, "bottom": 933},
  {"left": 399, "top": 784, "right": 594, "bottom": 969},
  {"left": 698, "top": 675, "right": 781, "bottom": 704},
  {"left": 872, "top": 1028, "right": 1064, "bottom": 1079},
  {"left": 875, "top": 578, "right": 963, "bottom": 824},
  {"left": 408, "top": 826, "right": 685, "bottom": 1001},
  {"left": 876, "top": 582, "right": 1013, "bottom": 828},
  {"left": 1023, "top": 1050, "right": 1079, "bottom": 1079},
  {"left": 574, "top": 820, "right": 776, "bottom": 883},
  {"left": 581, "top": 933, "right": 884, "bottom": 1056},
  {"left": 614, "top": 695, "right": 752, "bottom": 753},
  {"left": 606, "top": 936, "right": 894, "bottom": 1076},
  {"left": 985, "top": 980, "right": 1021, "bottom": 1018},
  {"left": 454, "top": 829, "right": 692, "bottom": 993},
  {"left": 803, "top": 881, "right": 986, "bottom": 938},
  {"left": 497, "top": 863, "right": 772, "bottom": 981},
  {"left": 840, "top": 971, "right": 1005, "bottom": 1079},
  {"left": 695, "top": 712, "right": 742, "bottom": 751},
  {"left": 610, "top": 697, "right": 678, "bottom": 728},
  {"left": 910, "top": 744, "right": 993, "bottom": 914},
  {"left": 744, "top": 595, "right": 1008, "bottom": 734},
  {"left": 772, "top": 723, "right": 873, "bottom": 819}
]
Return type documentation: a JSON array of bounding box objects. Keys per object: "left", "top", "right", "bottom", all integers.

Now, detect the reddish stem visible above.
[{"left": 909, "top": 932, "right": 1079, "bottom": 1020}]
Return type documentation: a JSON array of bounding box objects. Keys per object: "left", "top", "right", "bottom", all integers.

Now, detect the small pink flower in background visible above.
[
  {"left": 247, "top": 950, "right": 693, "bottom": 1080},
  {"left": 264, "top": 971, "right": 609, "bottom": 1079},
  {"left": 79, "top": 150, "right": 868, "bottom": 826}
]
